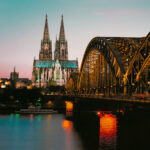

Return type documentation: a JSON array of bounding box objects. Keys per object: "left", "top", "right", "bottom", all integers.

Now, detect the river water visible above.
[{"left": 0, "top": 112, "right": 150, "bottom": 150}]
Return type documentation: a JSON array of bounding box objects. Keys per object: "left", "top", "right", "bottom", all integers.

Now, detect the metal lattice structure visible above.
[{"left": 67, "top": 32, "right": 150, "bottom": 95}]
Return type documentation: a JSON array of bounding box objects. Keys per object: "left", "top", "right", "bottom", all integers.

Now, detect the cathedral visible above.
[{"left": 32, "top": 15, "right": 78, "bottom": 87}]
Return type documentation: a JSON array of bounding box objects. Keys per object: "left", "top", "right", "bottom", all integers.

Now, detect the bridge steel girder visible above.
[
  {"left": 77, "top": 37, "right": 127, "bottom": 95},
  {"left": 123, "top": 32, "right": 150, "bottom": 84},
  {"left": 135, "top": 53, "right": 150, "bottom": 92},
  {"left": 66, "top": 32, "right": 150, "bottom": 96},
  {"left": 66, "top": 72, "right": 79, "bottom": 94},
  {"left": 123, "top": 33, "right": 150, "bottom": 93}
]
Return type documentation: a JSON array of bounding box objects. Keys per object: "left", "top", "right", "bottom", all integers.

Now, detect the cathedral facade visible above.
[{"left": 32, "top": 15, "right": 78, "bottom": 87}]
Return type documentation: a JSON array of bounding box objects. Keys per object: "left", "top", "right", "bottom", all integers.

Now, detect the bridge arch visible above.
[
  {"left": 77, "top": 37, "right": 126, "bottom": 95},
  {"left": 66, "top": 72, "right": 78, "bottom": 94},
  {"left": 66, "top": 33, "right": 149, "bottom": 96}
]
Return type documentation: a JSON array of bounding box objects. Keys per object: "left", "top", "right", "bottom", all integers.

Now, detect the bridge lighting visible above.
[
  {"left": 97, "top": 111, "right": 102, "bottom": 117},
  {"left": 65, "top": 101, "right": 73, "bottom": 112},
  {"left": 66, "top": 32, "right": 150, "bottom": 96}
]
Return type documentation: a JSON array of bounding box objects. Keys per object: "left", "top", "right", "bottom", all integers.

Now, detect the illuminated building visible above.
[{"left": 32, "top": 15, "right": 78, "bottom": 87}]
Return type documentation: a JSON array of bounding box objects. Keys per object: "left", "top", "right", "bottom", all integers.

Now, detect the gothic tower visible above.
[
  {"left": 39, "top": 15, "right": 52, "bottom": 60},
  {"left": 54, "top": 15, "right": 68, "bottom": 61}
]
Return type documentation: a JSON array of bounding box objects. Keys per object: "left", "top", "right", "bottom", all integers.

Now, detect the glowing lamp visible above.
[
  {"left": 1, "top": 84, "right": 6, "bottom": 88},
  {"left": 65, "top": 101, "right": 73, "bottom": 112},
  {"left": 27, "top": 85, "right": 32, "bottom": 89}
]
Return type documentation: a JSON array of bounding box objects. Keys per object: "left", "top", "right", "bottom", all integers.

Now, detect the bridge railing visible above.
[{"left": 65, "top": 93, "right": 150, "bottom": 101}]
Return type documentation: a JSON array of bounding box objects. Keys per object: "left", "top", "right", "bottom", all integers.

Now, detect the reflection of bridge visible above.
[{"left": 66, "top": 32, "right": 150, "bottom": 97}]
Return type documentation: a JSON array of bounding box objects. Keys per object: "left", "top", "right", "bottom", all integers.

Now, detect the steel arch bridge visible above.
[{"left": 66, "top": 32, "right": 150, "bottom": 96}]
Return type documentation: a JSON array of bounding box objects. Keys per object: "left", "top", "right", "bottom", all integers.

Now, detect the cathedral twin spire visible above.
[
  {"left": 41, "top": 14, "right": 68, "bottom": 61},
  {"left": 43, "top": 14, "right": 65, "bottom": 43}
]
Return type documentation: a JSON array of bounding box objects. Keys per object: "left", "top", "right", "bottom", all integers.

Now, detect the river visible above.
[{"left": 0, "top": 112, "right": 150, "bottom": 150}]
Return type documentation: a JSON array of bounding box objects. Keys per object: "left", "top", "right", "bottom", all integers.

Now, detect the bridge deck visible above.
[{"left": 65, "top": 94, "right": 150, "bottom": 104}]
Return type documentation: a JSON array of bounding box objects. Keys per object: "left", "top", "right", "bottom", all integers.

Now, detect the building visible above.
[
  {"left": 32, "top": 15, "right": 78, "bottom": 87},
  {"left": 16, "top": 78, "right": 32, "bottom": 89},
  {"left": 10, "top": 67, "right": 19, "bottom": 81},
  {"left": 0, "top": 78, "right": 11, "bottom": 89}
]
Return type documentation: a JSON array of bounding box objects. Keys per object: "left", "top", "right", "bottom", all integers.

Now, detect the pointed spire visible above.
[
  {"left": 43, "top": 14, "right": 50, "bottom": 40},
  {"left": 14, "top": 66, "right": 16, "bottom": 73},
  {"left": 59, "top": 14, "right": 65, "bottom": 42}
]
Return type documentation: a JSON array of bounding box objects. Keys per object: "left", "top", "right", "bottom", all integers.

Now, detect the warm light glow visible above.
[
  {"left": 47, "top": 101, "right": 53, "bottom": 107},
  {"left": 0, "top": 79, "right": 2, "bottom": 83},
  {"left": 65, "top": 101, "right": 73, "bottom": 112},
  {"left": 5, "top": 81, "right": 10, "bottom": 85},
  {"left": 99, "top": 112, "right": 117, "bottom": 149},
  {"left": 1, "top": 84, "right": 6, "bottom": 88},
  {"left": 62, "top": 120, "right": 72, "bottom": 130},
  {"left": 27, "top": 85, "right": 32, "bottom": 89},
  {"left": 97, "top": 111, "right": 101, "bottom": 116},
  {"left": 120, "top": 109, "right": 124, "bottom": 115},
  {"left": 100, "top": 114, "right": 117, "bottom": 136},
  {"left": 10, "top": 96, "right": 14, "bottom": 99}
]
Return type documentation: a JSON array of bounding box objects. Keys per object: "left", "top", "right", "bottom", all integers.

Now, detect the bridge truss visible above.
[{"left": 66, "top": 33, "right": 150, "bottom": 95}]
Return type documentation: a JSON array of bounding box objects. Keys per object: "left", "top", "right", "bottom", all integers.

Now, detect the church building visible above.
[{"left": 32, "top": 15, "right": 78, "bottom": 87}]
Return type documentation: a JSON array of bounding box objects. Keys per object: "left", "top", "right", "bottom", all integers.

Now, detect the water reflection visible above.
[
  {"left": 0, "top": 114, "right": 83, "bottom": 150},
  {"left": 97, "top": 112, "right": 117, "bottom": 150},
  {"left": 30, "top": 114, "right": 34, "bottom": 122},
  {"left": 35, "top": 115, "right": 42, "bottom": 121},
  {"left": 62, "top": 120, "right": 72, "bottom": 131},
  {"left": 2, "top": 110, "right": 150, "bottom": 150},
  {"left": 47, "top": 114, "right": 52, "bottom": 121},
  {"left": 73, "top": 112, "right": 100, "bottom": 150},
  {"left": 9, "top": 114, "right": 14, "bottom": 121}
]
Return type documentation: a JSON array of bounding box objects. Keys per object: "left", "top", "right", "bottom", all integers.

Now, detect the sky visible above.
[{"left": 0, "top": 0, "right": 150, "bottom": 79}]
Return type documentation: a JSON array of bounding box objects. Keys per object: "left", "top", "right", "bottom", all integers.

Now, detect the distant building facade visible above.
[
  {"left": 0, "top": 68, "right": 31, "bottom": 89},
  {"left": 10, "top": 67, "right": 19, "bottom": 81},
  {"left": 32, "top": 15, "right": 78, "bottom": 87}
]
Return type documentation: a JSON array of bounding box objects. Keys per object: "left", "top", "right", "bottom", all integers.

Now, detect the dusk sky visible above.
[{"left": 0, "top": 0, "right": 150, "bottom": 79}]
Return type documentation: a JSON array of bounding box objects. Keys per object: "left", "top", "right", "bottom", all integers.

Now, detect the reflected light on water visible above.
[
  {"left": 98, "top": 112, "right": 117, "bottom": 150},
  {"left": 30, "top": 114, "right": 34, "bottom": 122},
  {"left": 9, "top": 114, "right": 14, "bottom": 121},
  {"left": 35, "top": 115, "right": 42, "bottom": 121},
  {"left": 47, "top": 114, "right": 52, "bottom": 121},
  {"left": 62, "top": 120, "right": 73, "bottom": 150},
  {"left": 62, "top": 120, "right": 72, "bottom": 131}
]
